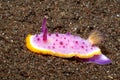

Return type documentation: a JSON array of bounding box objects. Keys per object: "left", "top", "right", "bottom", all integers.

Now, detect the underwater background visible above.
[{"left": 0, "top": 0, "right": 120, "bottom": 80}]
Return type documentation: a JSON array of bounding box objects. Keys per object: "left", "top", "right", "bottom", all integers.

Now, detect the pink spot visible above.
[
  {"left": 75, "top": 41, "right": 78, "bottom": 44},
  {"left": 81, "top": 46, "right": 84, "bottom": 48},
  {"left": 48, "top": 34, "right": 51, "bottom": 36},
  {"left": 37, "top": 38, "right": 40, "bottom": 41},
  {"left": 56, "top": 33, "right": 59, "bottom": 37},
  {"left": 68, "top": 40, "right": 69, "bottom": 42},
  {"left": 92, "top": 45, "right": 94, "bottom": 47},
  {"left": 56, "top": 39, "right": 58, "bottom": 41},
  {"left": 52, "top": 46, "right": 55, "bottom": 49},
  {"left": 82, "top": 42, "right": 85, "bottom": 44},
  {"left": 60, "top": 41, "right": 63, "bottom": 45},
  {"left": 63, "top": 46, "right": 65, "bottom": 48},
  {"left": 35, "top": 34, "right": 38, "bottom": 37},
  {"left": 48, "top": 46, "right": 50, "bottom": 48},
  {"left": 64, "top": 37, "right": 66, "bottom": 39},
  {"left": 66, "top": 32, "right": 70, "bottom": 35}
]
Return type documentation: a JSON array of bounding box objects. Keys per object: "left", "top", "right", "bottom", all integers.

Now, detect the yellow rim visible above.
[{"left": 26, "top": 34, "right": 101, "bottom": 58}]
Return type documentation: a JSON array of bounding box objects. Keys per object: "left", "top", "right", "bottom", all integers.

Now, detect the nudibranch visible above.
[{"left": 26, "top": 17, "right": 111, "bottom": 65}]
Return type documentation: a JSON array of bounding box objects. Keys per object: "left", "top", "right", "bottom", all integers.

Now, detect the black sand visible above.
[{"left": 0, "top": 0, "right": 120, "bottom": 80}]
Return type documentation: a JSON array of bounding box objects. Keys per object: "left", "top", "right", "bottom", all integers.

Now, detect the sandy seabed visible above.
[{"left": 0, "top": 0, "right": 120, "bottom": 80}]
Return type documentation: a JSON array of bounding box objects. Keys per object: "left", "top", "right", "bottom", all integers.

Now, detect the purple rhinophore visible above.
[
  {"left": 41, "top": 17, "right": 47, "bottom": 41},
  {"left": 41, "top": 17, "right": 47, "bottom": 32}
]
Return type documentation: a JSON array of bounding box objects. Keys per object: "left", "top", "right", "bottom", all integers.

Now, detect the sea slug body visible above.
[{"left": 26, "top": 17, "right": 111, "bottom": 65}]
